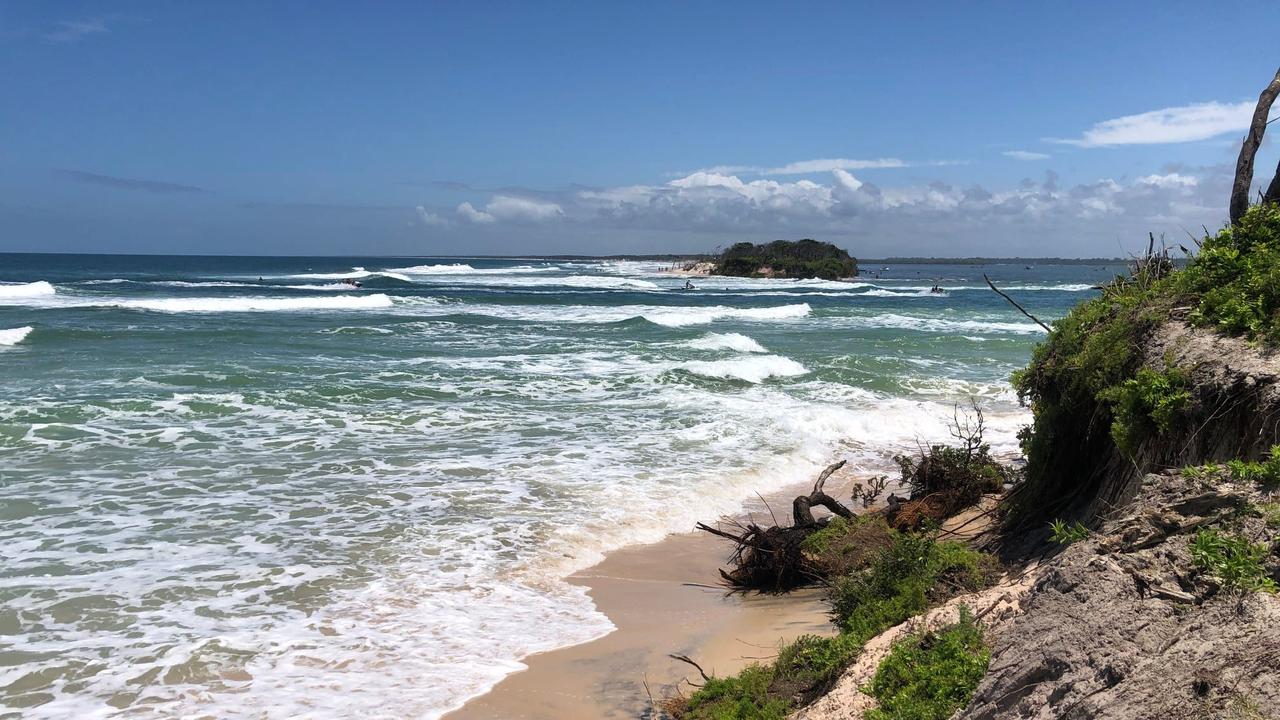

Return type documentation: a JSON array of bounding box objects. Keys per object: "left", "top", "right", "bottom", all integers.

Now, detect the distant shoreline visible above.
[{"left": 0, "top": 250, "right": 1128, "bottom": 264}]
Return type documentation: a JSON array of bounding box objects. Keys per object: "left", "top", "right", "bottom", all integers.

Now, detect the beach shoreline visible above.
[{"left": 447, "top": 470, "right": 868, "bottom": 720}]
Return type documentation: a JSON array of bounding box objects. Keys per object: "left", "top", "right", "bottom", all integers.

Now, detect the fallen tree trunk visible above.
[
  {"left": 697, "top": 460, "right": 857, "bottom": 592},
  {"left": 792, "top": 459, "right": 852, "bottom": 527}
]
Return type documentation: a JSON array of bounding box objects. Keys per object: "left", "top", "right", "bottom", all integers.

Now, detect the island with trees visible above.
[{"left": 712, "top": 239, "right": 858, "bottom": 280}]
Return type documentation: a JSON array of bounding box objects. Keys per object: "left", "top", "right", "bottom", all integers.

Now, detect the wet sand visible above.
[{"left": 448, "top": 474, "right": 865, "bottom": 720}]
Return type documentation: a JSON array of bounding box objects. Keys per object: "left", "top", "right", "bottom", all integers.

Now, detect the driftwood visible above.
[
  {"left": 1230, "top": 66, "right": 1280, "bottom": 225},
  {"left": 696, "top": 460, "right": 857, "bottom": 592},
  {"left": 792, "top": 459, "right": 852, "bottom": 527}
]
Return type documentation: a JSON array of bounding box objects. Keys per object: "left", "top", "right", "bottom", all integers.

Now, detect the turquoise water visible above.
[{"left": 0, "top": 255, "right": 1118, "bottom": 718}]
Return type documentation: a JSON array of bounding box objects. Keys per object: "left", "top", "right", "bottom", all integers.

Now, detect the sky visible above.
[{"left": 2, "top": 1, "right": 1280, "bottom": 257}]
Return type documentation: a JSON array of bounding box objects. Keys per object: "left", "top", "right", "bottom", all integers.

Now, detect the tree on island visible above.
[{"left": 714, "top": 239, "right": 858, "bottom": 280}]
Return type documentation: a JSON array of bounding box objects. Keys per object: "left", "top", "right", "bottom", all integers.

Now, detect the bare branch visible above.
[
  {"left": 984, "top": 274, "right": 1051, "bottom": 333},
  {"left": 669, "top": 654, "right": 712, "bottom": 683},
  {"left": 1231, "top": 67, "right": 1280, "bottom": 224}
]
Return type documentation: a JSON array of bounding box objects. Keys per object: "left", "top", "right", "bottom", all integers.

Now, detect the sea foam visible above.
[
  {"left": 643, "top": 303, "right": 811, "bottom": 327},
  {"left": 115, "top": 294, "right": 395, "bottom": 313},
  {"left": 0, "top": 281, "right": 56, "bottom": 299},
  {"left": 0, "top": 326, "right": 33, "bottom": 346},
  {"left": 680, "top": 355, "right": 808, "bottom": 383},
  {"left": 687, "top": 332, "right": 768, "bottom": 353}
]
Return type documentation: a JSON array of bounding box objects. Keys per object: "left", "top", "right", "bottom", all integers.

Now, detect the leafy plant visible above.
[
  {"left": 863, "top": 608, "right": 991, "bottom": 720},
  {"left": 1097, "top": 366, "right": 1190, "bottom": 455},
  {"left": 1048, "top": 519, "right": 1090, "bottom": 545},
  {"left": 894, "top": 403, "right": 1016, "bottom": 526},
  {"left": 1225, "top": 445, "right": 1280, "bottom": 488},
  {"left": 1190, "top": 529, "right": 1277, "bottom": 594},
  {"left": 1257, "top": 502, "right": 1280, "bottom": 529},
  {"left": 1181, "top": 463, "right": 1224, "bottom": 481}
]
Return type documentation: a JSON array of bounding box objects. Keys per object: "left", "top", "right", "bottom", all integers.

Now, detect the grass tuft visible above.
[{"left": 1189, "top": 529, "right": 1277, "bottom": 594}]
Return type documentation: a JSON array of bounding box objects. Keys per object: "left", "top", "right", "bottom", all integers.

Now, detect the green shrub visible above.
[
  {"left": 1190, "top": 529, "right": 1277, "bottom": 594},
  {"left": 678, "top": 531, "right": 997, "bottom": 719},
  {"left": 830, "top": 532, "right": 995, "bottom": 640},
  {"left": 1009, "top": 204, "right": 1280, "bottom": 528},
  {"left": 799, "top": 515, "right": 896, "bottom": 578},
  {"left": 679, "top": 665, "right": 789, "bottom": 720},
  {"left": 1097, "top": 367, "right": 1190, "bottom": 454},
  {"left": 863, "top": 609, "right": 991, "bottom": 720},
  {"left": 1176, "top": 204, "right": 1280, "bottom": 343},
  {"left": 772, "top": 632, "right": 863, "bottom": 693},
  {"left": 1048, "top": 519, "right": 1090, "bottom": 545}
]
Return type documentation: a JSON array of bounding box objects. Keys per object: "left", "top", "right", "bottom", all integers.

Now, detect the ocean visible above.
[{"left": 0, "top": 254, "right": 1119, "bottom": 718}]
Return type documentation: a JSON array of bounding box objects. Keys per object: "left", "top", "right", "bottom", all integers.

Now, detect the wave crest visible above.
[
  {"left": 0, "top": 326, "right": 33, "bottom": 346},
  {"left": 687, "top": 333, "right": 768, "bottom": 353},
  {"left": 679, "top": 355, "right": 808, "bottom": 383},
  {"left": 0, "top": 281, "right": 56, "bottom": 299}
]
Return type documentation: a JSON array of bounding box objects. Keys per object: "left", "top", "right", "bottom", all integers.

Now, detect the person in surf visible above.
[{"left": 684, "top": 279, "right": 695, "bottom": 290}]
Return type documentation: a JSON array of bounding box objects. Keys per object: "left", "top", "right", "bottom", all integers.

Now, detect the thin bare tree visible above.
[{"left": 1229, "top": 67, "right": 1280, "bottom": 224}]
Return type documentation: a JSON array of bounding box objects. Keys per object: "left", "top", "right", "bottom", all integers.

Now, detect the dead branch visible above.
[
  {"left": 793, "top": 460, "right": 854, "bottom": 527},
  {"left": 669, "top": 654, "right": 711, "bottom": 683},
  {"left": 1231, "top": 67, "right": 1280, "bottom": 224},
  {"left": 984, "top": 274, "right": 1051, "bottom": 333}
]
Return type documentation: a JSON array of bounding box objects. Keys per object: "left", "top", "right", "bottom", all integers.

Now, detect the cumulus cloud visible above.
[
  {"left": 1048, "top": 101, "right": 1256, "bottom": 147},
  {"left": 446, "top": 162, "right": 1244, "bottom": 255},
  {"left": 1003, "top": 150, "right": 1051, "bottom": 161},
  {"left": 456, "top": 201, "right": 495, "bottom": 224},
  {"left": 415, "top": 206, "right": 448, "bottom": 226},
  {"left": 457, "top": 195, "right": 563, "bottom": 224}
]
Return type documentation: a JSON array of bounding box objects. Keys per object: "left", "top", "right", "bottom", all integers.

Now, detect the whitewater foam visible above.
[
  {"left": 680, "top": 355, "right": 809, "bottom": 383},
  {"left": 0, "top": 326, "right": 33, "bottom": 346},
  {"left": 687, "top": 332, "right": 768, "bottom": 353},
  {"left": 0, "top": 281, "right": 56, "bottom": 299},
  {"left": 282, "top": 267, "right": 413, "bottom": 282},
  {"left": 845, "top": 312, "right": 1046, "bottom": 335},
  {"left": 116, "top": 294, "right": 395, "bottom": 313},
  {"left": 644, "top": 303, "right": 812, "bottom": 327}
]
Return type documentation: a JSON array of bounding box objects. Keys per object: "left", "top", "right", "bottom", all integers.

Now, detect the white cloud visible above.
[
  {"left": 1003, "top": 150, "right": 1051, "bottom": 161},
  {"left": 456, "top": 201, "right": 495, "bottom": 223},
  {"left": 1136, "top": 172, "right": 1198, "bottom": 188},
  {"left": 1047, "top": 101, "right": 1256, "bottom": 147},
  {"left": 457, "top": 195, "right": 562, "bottom": 224},
  {"left": 484, "top": 195, "right": 563, "bottom": 222},
  {"left": 560, "top": 164, "right": 1227, "bottom": 240},
  {"left": 415, "top": 206, "right": 447, "bottom": 226},
  {"left": 445, "top": 162, "right": 1242, "bottom": 255}
]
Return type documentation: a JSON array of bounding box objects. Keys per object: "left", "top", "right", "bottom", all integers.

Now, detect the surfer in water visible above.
[{"left": 684, "top": 279, "right": 695, "bottom": 290}]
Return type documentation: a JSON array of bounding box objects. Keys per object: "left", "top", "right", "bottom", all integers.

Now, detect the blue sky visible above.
[{"left": 2, "top": 1, "right": 1279, "bottom": 257}]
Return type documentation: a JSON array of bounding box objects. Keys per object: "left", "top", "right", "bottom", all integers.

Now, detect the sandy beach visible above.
[{"left": 448, "top": 473, "right": 869, "bottom": 720}]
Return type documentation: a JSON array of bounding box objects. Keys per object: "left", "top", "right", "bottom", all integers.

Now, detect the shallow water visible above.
[{"left": 0, "top": 254, "right": 1120, "bottom": 718}]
